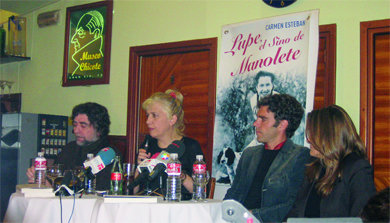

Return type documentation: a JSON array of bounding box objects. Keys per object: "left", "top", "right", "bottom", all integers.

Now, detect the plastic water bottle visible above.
[
  {"left": 192, "top": 155, "right": 207, "bottom": 201},
  {"left": 110, "top": 156, "right": 123, "bottom": 195},
  {"left": 84, "top": 153, "right": 96, "bottom": 194},
  {"left": 34, "top": 152, "right": 47, "bottom": 187},
  {"left": 166, "top": 153, "right": 181, "bottom": 202}
]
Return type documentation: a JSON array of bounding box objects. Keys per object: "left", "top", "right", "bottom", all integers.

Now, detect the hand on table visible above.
[
  {"left": 26, "top": 166, "right": 35, "bottom": 183},
  {"left": 26, "top": 165, "right": 52, "bottom": 187}
]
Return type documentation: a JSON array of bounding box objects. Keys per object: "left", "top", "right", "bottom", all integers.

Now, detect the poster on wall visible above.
[
  {"left": 62, "top": 1, "right": 113, "bottom": 87},
  {"left": 213, "top": 10, "right": 319, "bottom": 185}
]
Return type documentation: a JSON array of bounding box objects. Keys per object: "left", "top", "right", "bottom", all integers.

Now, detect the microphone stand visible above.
[
  {"left": 158, "top": 174, "right": 166, "bottom": 197},
  {"left": 144, "top": 180, "right": 152, "bottom": 195},
  {"left": 142, "top": 172, "right": 165, "bottom": 197}
]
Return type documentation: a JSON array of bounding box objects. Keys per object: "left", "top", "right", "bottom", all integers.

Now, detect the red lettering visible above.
[
  {"left": 225, "top": 34, "right": 243, "bottom": 56},
  {"left": 229, "top": 47, "right": 301, "bottom": 76},
  {"left": 225, "top": 33, "right": 263, "bottom": 56}
]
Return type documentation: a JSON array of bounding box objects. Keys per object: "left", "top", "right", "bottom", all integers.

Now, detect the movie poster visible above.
[{"left": 213, "top": 10, "right": 319, "bottom": 184}]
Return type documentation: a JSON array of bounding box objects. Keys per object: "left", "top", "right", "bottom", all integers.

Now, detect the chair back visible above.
[{"left": 207, "top": 177, "right": 216, "bottom": 199}]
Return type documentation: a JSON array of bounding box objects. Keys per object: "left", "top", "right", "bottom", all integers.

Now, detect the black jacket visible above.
[
  {"left": 286, "top": 152, "right": 376, "bottom": 219},
  {"left": 56, "top": 137, "right": 121, "bottom": 190}
]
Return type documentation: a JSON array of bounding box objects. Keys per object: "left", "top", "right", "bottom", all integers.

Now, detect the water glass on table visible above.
[
  {"left": 46, "top": 164, "right": 64, "bottom": 187},
  {"left": 55, "top": 166, "right": 84, "bottom": 193},
  {"left": 123, "top": 163, "right": 135, "bottom": 195}
]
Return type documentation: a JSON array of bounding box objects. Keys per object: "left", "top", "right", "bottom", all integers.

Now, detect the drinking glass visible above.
[
  {"left": 123, "top": 163, "right": 135, "bottom": 195},
  {"left": 72, "top": 166, "right": 85, "bottom": 191},
  {"left": 46, "top": 164, "right": 64, "bottom": 186},
  {"left": 72, "top": 166, "right": 84, "bottom": 177}
]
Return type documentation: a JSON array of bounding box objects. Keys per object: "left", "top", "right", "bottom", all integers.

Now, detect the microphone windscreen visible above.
[
  {"left": 84, "top": 147, "right": 116, "bottom": 174},
  {"left": 128, "top": 168, "right": 149, "bottom": 189},
  {"left": 97, "top": 147, "right": 116, "bottom": 166},
  {"left": 148, "top": 163, "right": 166, "bottom": 181},
  {"left": 166, "top": 140, "right": 185, "bottom": 158},
  {"left": 137, "top": 158, "right": 158, "bottom": 173},
  {"left": 155, "top": 150, "right": 170, "bottom": 165},
  {"left": 150, "top": 152, "right": 160, "bottom": 159}
]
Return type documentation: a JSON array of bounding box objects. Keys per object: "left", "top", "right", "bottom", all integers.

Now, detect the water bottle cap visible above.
[
  {"left": 196, "top": 155, "right": 203, "bottom": 160},
  {"left": 38, "top": 152, "right": 44, "bottom": 156}
]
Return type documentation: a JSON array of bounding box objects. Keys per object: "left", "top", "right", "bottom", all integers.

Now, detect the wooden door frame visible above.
[
  {"left": 319, "top": 24, "right": 336, "bottom": 106},
  {"left": 126, "top": 38, "right": 218, "bottom": 164},
  {"left": 360, "top": 19, "right": 390, "bottom": 164}
]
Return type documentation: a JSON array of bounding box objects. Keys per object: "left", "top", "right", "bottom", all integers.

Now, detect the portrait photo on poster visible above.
[{"left": 212, "top": 10, "right": 319, "bottom": 185}]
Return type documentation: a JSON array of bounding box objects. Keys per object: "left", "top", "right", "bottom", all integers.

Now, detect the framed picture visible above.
[{"left": 62, "top": 1, "right": 113, "bottom": 87}]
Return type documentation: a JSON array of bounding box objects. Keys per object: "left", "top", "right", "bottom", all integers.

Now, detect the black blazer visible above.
[{"left": 286, "top": 152, "right": 377, "bottom": 218}]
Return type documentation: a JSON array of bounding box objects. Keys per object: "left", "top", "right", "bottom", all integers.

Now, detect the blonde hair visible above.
[
  {"left": 305, "top": 105, "right": 366, "bottom": 196},
  {"left": 142, "top": 89, "right": 185, "bottom": 136}
]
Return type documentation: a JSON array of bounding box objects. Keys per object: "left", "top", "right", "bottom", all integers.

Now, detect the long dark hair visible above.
[{"left": 305, "top": 105, "right": 366, "bottom": 196}]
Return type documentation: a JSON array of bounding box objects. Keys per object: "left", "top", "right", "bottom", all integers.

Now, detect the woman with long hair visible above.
[
  {"left": 133, "top": 89, "right": 204, "bottom": 200},
  {"left": 287, "top": 105, "right": 376, "bottom": 218}
]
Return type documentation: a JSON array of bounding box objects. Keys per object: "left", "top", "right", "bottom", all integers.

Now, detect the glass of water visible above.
[{"left": 123, "top": 163, "right": 135, "bottom": 195}]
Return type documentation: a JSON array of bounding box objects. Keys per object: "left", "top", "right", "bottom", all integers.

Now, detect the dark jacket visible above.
[
  {"left": 56, "top": 137, "right": 121, "bottom": 190},
  {"left": 224, "top": 139, "right": 311, "bottom": 223},
  {"left": 286, "top": 152, "right": 377, "bottom": 218},
  {"left": 139, "top": 136, "right": 204, "bottom": 200}
]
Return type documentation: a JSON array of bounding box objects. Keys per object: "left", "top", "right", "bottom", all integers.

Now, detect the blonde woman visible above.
[
  {"left": 134, "top": 89, "right": 203, "bottom": 200},
  {"left": 287, "top": 105, "right": 376, "bottom": 218}
]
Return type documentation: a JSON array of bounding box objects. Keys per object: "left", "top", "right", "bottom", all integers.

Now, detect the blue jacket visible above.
[{"left": 224, "top": 139, "right": 310, "bottom": 223}]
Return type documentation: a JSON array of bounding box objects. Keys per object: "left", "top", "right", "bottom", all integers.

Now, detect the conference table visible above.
[{"left": 4, "top": 192, "right": 228, "bottom": 223}]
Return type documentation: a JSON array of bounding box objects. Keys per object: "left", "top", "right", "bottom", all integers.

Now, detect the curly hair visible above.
[
  {"left": 258, "top": 94, "right": 304, "bottom": 138},
  {"left": 142, "top": 89, "right": 185, "bottom": 136},
  {"left": 71, "top": 102, "right": 110, "bottom": 137}
]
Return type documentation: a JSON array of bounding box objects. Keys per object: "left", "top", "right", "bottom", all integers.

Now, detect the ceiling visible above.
[{"left": 0, "top": 0, "right": 60, "bottom": 15}]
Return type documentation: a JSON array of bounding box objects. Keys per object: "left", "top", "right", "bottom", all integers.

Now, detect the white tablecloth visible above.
[
  {"left": 4, "top": 192, "right": 97, "bottom": 223},
  {"left": 4, "top": 193, "right": 227, "bottom": 223}
]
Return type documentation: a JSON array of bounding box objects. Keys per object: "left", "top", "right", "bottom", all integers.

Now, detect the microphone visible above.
[
  {"left": 54, "top": 170, "right": 74, "bottom": 196},
  {"left": 61, "top": 170, "right": 73, "bottom": 186},
  {"left": 127, "top": 168, "right": 150, "bottom": 190},
  {"left": 144, "top": 135, "right": 151, "bottom": 153},
  {"left": 137, "top": 158, "right": 157, "bottom": 173},
  {"left": 137, "top": 150, "right": 171, "bottom": 173},
  {"left": 128, "top": 162, "right": 167, "bottom": 190},
  {"left": 148, "top": 163, "right": 166, "bottom": 181},
  {"left": 166, "top": 140, "right": 185, "bottom": 158},
  {"left": 83, "top": 147, "right": 116, "bottom": 174},
  {"left": 130, "top": 150, "right": 171, "bottom": 192},
  {"left": 83, "top": 166, "right": 96, "bottom": 180}
]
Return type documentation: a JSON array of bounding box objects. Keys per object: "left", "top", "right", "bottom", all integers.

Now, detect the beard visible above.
[{"left": 76, "top": 138, "right": 98, "bottom": 146}]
